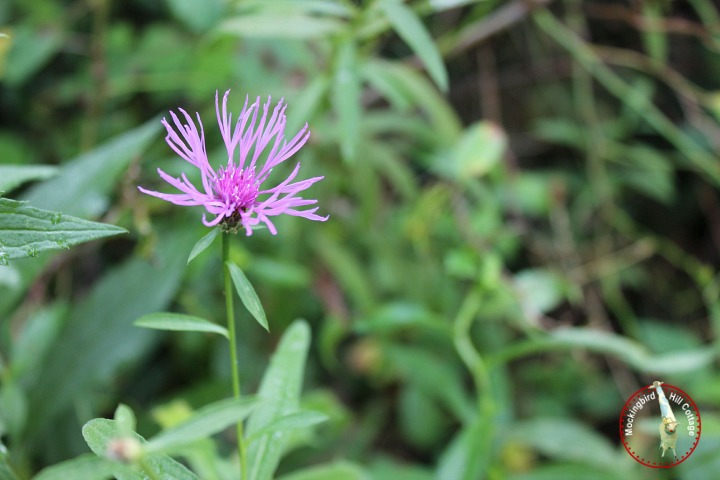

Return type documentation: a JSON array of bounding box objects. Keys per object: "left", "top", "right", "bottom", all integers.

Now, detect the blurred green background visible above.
[{"left": 1, "top": 0, "right": 720, "bottom": 478}]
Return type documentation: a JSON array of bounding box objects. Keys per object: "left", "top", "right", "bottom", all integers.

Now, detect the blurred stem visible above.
[
  {"left": 222, "top": 233, "right": 247, "bottom": 479},
  {"left": 82, "top": 0, "right": 110, "bottom": 151},
  {"left": 453, "top": 290, "right": 493, "bottom": 417},
  {"left": 534, "top": 9, "right": 720, "bottom": 187}
]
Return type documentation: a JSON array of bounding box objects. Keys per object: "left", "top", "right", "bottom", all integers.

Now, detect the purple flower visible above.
[{"left": 139, "top": 90, "right": 328, "bottom": 235}]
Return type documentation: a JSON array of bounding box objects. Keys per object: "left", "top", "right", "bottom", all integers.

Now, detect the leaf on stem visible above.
[
  {"left": 145, "top": 397, "right": 257, "bottom": 454},
  {"left": 187, "top": 228, "right": 219, "bottom": 264},
  {"left": 134, "top": 312, "right": 229, "bottom": 339},
  {"left": 226, "top": 261, "right": 269, "bottom": 331},
  {"left": 246, "top": 410, "right": 328, "bottom": 443}
]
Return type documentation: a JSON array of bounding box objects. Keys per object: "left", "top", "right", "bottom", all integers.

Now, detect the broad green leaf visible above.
[
  {"left": 187, "top": 228, "right": 219, "bottom": 264},
  {"left": 227, "top": 261, "right": 269, "bottom": 331},
  {"left": 247, "top": 410, "right": 328, "bottom": 443},
  {"left": 380, "top": 0, "right": 448, "bottom": 92},
  {"left": 0, "top": 380, "right": 26, "bottom": 440},
  {"left": 34, "top": 454, "right": 134, "bottom": 480},
  {"left": 218, "top": 13, "right": 344, "bottom": 39},
  {"left": 145, "top": 397, "right": 257, "bottom": 454},
  {"left": 246, "top": 320, "right": 312, "bottom": 480},
  {"left": 82, "top": 418, "right": 199, "bottom": 480},
  {"left": 10, "top": 303, "right": 66, "bottom": 379},
  {"left": 0, "top": 165, "right": 58, "bottom": 193},
  {"left": 332, "top": 38, "right": 361, "bottom": 161},
  {"left": 135, "top": 312, "right": 229, "bottom": 339},
  {"left": 276, "top": 461, "right": 367, "bottom": 480},
  {"left": 451, "top": 122, "right": 506, "bottom": 179},
  {"left": 0, "top": 197, "right": 126, "bottom": 263}
]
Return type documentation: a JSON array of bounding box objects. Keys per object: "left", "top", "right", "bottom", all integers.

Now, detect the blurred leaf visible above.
[
  {"left": 82, "top": 419, "right": 199, "bottom": 480},
  {"left": 400, "top": 386, "right": 447, "bottom": 450},
  {"left": 434, "top": 121, "right": 507, "bottom": 180},
  {"left": 286, "top": 74, "right": 331, "bottom": 136},
  {"left": 34, "top": 454, "right": 133, "bottom": 480},
  {"left": 23, "top": 118, "right": 161, "bottom": 218},
  {"left": 246, "top": 320, "right": 311, "bottom": 480},
  {"left": 10, "top": 303, "right": 66, "bottom": 379},
  {"left": 0, "top": 165, "right": 58, "bottom": 193},
  {"left": 513, "top": 268, "right": 566, "bottom": 319},
  {"left": 332, "top": 38, "right": 361, "bottom": 161},
  {"left": 218, "top": 13, "right": 344, "bottom": 39},
  {"left": 436, "top": 416, "right": 489, "bottom": 480},
  {"left": 227, "top": 261, "right": 269, "bottom": 331},
  {"left": 0, "top": 198, "right": 126, "bottom": 263},
  {"left": 493, "top": 327, "right": 718, "bottom": 374},
  {"left": 369, "top": 459, "right": 433, "bottom": 480},
  {"left": 247, "top": 410, "right": 328, "bottom": 442},
  {"left": 362, "top": 60, "right": 461, "bottom": 142},
  {"left": 25, "top": 228, "right": 197, "bottom": 438},
  {"left": 506, "top": 464, "right": 627, "bottom": 480},
  {"left": 187, "top": 228, "right": 219, "bottom": 264},
  {"left": 135, "top": 312, "right": 229, "bottom": 339},
  {"left": 0, "top": 380, "right": 26, "bottom": 440},
  {"left": 314, "top": 233, "right": 374, "bottom": 310},
  {"left": 0, "top": 119, "right": 161, "bottom": 314},
  {"left": 145, "top": 398, "right": 257, "bottom": 454},
  {"left": 0, "top": 460, "right": 19, "bottom": 480},
  {"left": 166, "top": 0, "right": 222, "bottom": 33},
  {"left": 276, "top": 461, "right": 367, "bottom": 480},
  {"left": 114, "top": 405, "right": 137, "bottom": 438},
  {"left": 4, "top": 26, "right": 62, "bottom": 86},
  {"left": 380, "top": 0, "right": 448, "bottom": 92},
  {"left": 507, "top": 418, "right": 626, "bottom": 471}
]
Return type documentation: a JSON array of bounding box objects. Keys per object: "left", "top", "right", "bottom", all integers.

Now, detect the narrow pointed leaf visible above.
[
  {"left": 187, "top": 228, "right": 219, "bottom": 264},
  {"left": 332, "top": 38, "right": 361, "bottom": 161},
  {"left": 0, "top": 197, "right": 126, "bottom": 263},
  {"left": 145, "top": 397, "right": 257, "bottom": 454},
  {"left": 247, "top": 320, "right": 311, "bottom": 480},
  {"left": 247, "top": 410, "right": 328, "bottom": 443},
  {"left": 380, "top": 0, "right": 448, "bottom": 92},
  {"left": 226, "top": 261, "right": 269, "bottom": 331},
  {"left": 135, "top": 312, "right": 228, "bottom": 339}
]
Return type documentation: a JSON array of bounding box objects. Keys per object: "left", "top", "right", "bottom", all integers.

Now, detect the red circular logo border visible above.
[{"left": 618, "top": 383, "right": 701, "bottom": 468}]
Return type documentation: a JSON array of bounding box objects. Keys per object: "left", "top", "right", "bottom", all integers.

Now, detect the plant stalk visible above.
[{"left": 223, "top": 233, "right": 247, "bottom": 479}]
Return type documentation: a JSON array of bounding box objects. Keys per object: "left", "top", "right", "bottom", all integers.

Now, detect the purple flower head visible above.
[{"left": 138, "top": 90, "right": 328, "bottom": 235}]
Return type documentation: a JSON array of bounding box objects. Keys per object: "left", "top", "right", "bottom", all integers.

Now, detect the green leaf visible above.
[
  {"left": 226, "top": 261, "right": 269, "bottom": 331},
  {"left": 247, "top": 320, "right": 312, "bottom": 480},
  {"left": 135, "top": 312, "right": 229, "bottom": 339},
  {"left": 82, "top": 418, "right": 199, "bottom": 480},
  {"left": 4, "top": 26, "right": 63, "bottom": 86},
  {"left": 0, "top": 197, "right": 126, "bottom": 263},
  {"left": 247, "top": 410, "right": 328, "bottom": 443},
  {"left": 492, "top": 327, "right": 718, "bottom": 374},
  {"left": 34, "top": 454, "right": 133, "bottom": 480},
  {"left": 0, "top": 119, "right": 161, "bottom": 315},
  {"left": 187, "top": 228, "right": 219, "bottom": 264},
  {"left": 24, "top": 227, "right": 197, "bottom": 440},
  {"left": 218, "top": 13, "right": 344, "bottom": 39},
  {"left": 379, "top": 0, "right": 448, "bottom": 92},
  {"left": 332, "top": 38, "right": 361, "bottom": 161},
  {"left": 114, "top": 404, "right": 137, "bottom": 437},
  {"left": 166, "top": 0, "right": 222, "bottom": 32},
  {"left": 276, "top": 461, "right": 367, "bottom": 480},
  {"left": 0, "top": 165, "right": 58, "bottom": 193},
  {"left": 145, "top": 397, "right": 257, "bottom": 454}
]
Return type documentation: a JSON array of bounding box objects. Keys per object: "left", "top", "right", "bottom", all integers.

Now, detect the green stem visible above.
[{"left": 223, "top": 233, "right": 247, "bottom": 479}]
